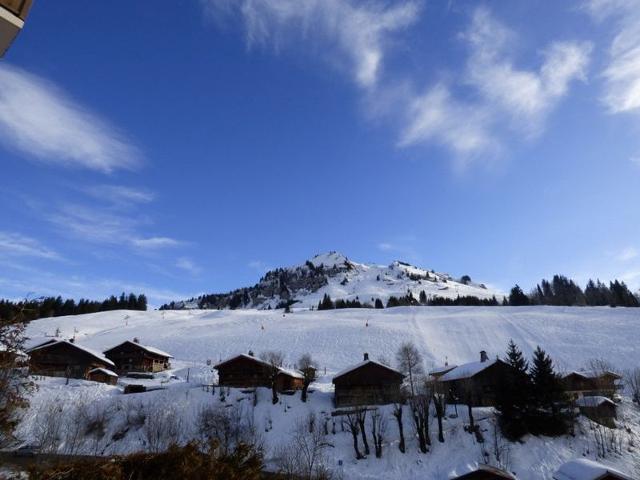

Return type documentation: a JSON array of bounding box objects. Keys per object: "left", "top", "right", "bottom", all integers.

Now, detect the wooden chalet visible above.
[
  {"left": 432, "top": 351, "right": 515, "bottom": 407},
  {"left": 561, "top": 370, "right": 622, "bottom": 400},
  {"left": 27, "top": 339, "right": 115, "bottom": 380},
  {"left": 215, "top": 353, "right": 304, "bottom": 392},
  {"left": 332, "top": 353, "right": 404, "bottom": 407},
  {"left": 450, "top": 464, "right": 517, "bottom": 480},
  {"left": 575, "top": 396, "right": 617, "bottom": 427},
  {"left": 87, "top": 367, "right": 118, "bottom": 385},
  {"left": 103, "top": 339, "right": 172, "bottom": 374},
  {"left": 553, "top": 459, "right": 633, "bottom": 480}
]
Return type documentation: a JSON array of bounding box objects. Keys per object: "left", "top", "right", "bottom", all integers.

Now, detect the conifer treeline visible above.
[
  {"left": 508, "top": 275, "right": 639, "bottom": 307},
  {"left": 0, "top": 292, "right": 148, "bottom": 322},
  {"left": 317, "top": 291, "right": 500, "bottom": 310}
]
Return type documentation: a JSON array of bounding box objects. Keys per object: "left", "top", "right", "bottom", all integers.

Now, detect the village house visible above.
[
  {"left": 27, "top": 339, "right": 115, "bottom": 380},
  {"left": 332, "top": 353, "right": 404, "bottom": 407},
  {"left": 214, "top": 353, "right": 304, "bottom": 392},
  {"left": 431, "top": 351, "right": 515, "bottom": 407},
  {"left": 561, "top": 370, "right": 623, "bottom": 400},
  {"left": 87, "top": 367, "right": 118, "bottom": 385},
  {"left": 450, "top": 464, "right": 517, "bottom": 480},
  {"left": 553, "top": 458, "right": 633, "bottom": 480},
  {"left": 103, "top": 339, "right": 172, "bottom": 374},
  {"left": 575, "top": 396, "right": 617, "bottom": 427}
]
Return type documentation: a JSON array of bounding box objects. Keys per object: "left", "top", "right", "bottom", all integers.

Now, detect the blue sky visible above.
[{"left": 1, "top": 0, "right": 640, "bottom": 306}]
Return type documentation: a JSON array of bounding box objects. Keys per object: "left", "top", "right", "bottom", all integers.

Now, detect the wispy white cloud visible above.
[
  {"left": 84, "top": 185, "right": 155, "bottom": 206},
  {"left": 0, "top": 64, "right": 141, "bottom": 173},
  {"left": 614, "top": 246, "right": 638, "bottom": 262},
  {"left": 48, "top": 204, "right": 182, "bottom": 251},
  {"left": 176, "top": 257, "right": 202, "bottom": 275},
  {"left": 632, "top": 154, "right": 640, "bottom": 166},
  {"left": 201, "top": 0, "right": 420, "bottom": 89},
  {"left": 464, "top": 8, "right": 591, "bottom": 134},
  {"left": 248, "top": 260, "right": 271, "bottom": 273},
  {"left": 586, "top": 0, "right": 640, "bottom": 113},
  {"left": 0, "top": 231, "right": 60, "bottom": 260},
  {"left": 399, "top": 83, "right": 498, "bottom": 163}
]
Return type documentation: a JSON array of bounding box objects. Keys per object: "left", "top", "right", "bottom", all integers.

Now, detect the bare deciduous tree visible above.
[
  {"left": 297, "top": 353, "right": 318, "bottom": 403},
  {"left": 143, "top": 403, "right": 181, "bottom": 453},
  {"left": 261, "top": 350, "right": 285, "bottom": 405},
  {"left": 396, "top": 342, "right": 424, "bottom": 397},
  {"left": 432, "top": 380, "right": 447, "bottom": 443},
  {"left": 409, "top": 393, "right": 431, "bottom": 453},
  {"left": 370, "top": 409, "right": 386, "bottom": 458},
  {"left": 344, "top": 411, "right": 363, "bottom": 459},
  {"left": 355, "top": 407, "right": 370, "bottom": 456},
  {"left": 275, "top": 413, "right": 334, "bottom": 479},
  {"left": 392, "top": 402, "right": 405, "bottom": 453},
  {"left": 624, "top": 367, "right": 640, "bottom": 404}
]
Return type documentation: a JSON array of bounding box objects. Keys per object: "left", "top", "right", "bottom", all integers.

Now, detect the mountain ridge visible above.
[{"left": 161, "top": 251, "right": 503, "bottom": 310}]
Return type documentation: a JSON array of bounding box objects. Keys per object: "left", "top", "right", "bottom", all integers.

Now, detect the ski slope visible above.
[
  {"left": 17, "top": 306, "right": 640, "bottom": 479},
  {"left": 25, "top": 306, "right": 640, "bottom": 376}
]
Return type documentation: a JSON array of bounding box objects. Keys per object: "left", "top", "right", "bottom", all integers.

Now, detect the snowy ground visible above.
[{"left": 15, "top": 306, "right": 640, "bottom": 479}]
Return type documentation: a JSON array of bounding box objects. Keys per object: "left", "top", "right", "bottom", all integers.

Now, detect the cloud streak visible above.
[
  {"left": 0, "top": 231, "right": 60, "bottom": 260},
  {"left": 201, "top": 0, "right": 420, "bottom": 89},
  {"left": 0, "top": 64, "right": 141, "bottom": 173}
]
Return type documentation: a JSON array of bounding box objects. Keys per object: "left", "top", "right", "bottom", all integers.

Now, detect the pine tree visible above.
[
  {"left": 496, "top": 340, "right": 532, "bottom": 439},
  {"left": 508, "top": 285, "right": 530, "bottom": 306}
]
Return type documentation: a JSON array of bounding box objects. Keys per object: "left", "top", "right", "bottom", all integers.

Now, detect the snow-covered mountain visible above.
[{"left": 165, "top": 252, "right": 503, "bottom": 310}]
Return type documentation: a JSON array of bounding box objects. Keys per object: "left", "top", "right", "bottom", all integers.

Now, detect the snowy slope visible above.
[
  {"left": 17, "top": 306, "right": 640, "bottom": 479},
  {"left": 169, "top": 251, "right": 503, "bottom": 310}
]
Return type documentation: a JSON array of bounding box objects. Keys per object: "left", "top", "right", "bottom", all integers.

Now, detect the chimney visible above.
[
  {"left": 480, "top": 350, "right": 488, "bottom": 363},
  {"left": 363, "top": 352, "right": 369, "bottom": 361},
  {"left": 248, "top": 349, "right": 254, "bottom": 357},
  {"left": 133, "top": 337, "right": 140, "bottom": 344},
  {"left": 68, "top": 338, "right": 75, "bottom": 344}
]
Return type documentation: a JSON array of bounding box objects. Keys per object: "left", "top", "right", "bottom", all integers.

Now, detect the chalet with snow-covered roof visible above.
[
  {"left": 561, "top": 370, "right": 622, "bottom": 400},
  {"left": 432, "top": 351, "right": 515, "bottom": 407},
  {"left": 332, "top": 353, "right": 404, "bottom": 407},
  {"left": 575, "top": 396, "right": 617, "bottom": 426},
  {"left": 449, "top": 463, "right": 517, "bottom": 480},
  {"left": 27, "top": 339, "right": 115, "bottom": 380},
  {"left": 214, "top": 353, "right": 304, "bottom": 392},
  {"left": 103, "top": 339, "right": 172, "bottom": 374},
  {"left": 87, "top": 367, "right": 118, "bottom": 385},
  {"left": 553, "top": 458, "right": 633, "bottom": 480}
]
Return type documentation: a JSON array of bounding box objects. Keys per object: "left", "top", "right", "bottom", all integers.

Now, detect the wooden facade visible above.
[
  {"left": 451, "top": 464, "right": 517, "bottom": 480},
  {"left": 215, "top": 354, "right": 304, "bottom": 392},
  {"left": 27, "top": 340, "right": 115, "bottom": 380},
  {"left": 434, "top": 354, "right": 515, "bottom": 407},
  {"left": 87, "top": 367, "right": 118, "bottom": 385},
  {"left": 332, "top": 354, "right": 404, "bottom": 407},
  {"left": 103, "top": 340, "right": 172, "bottom": 374},
  {"left": 575, "top": 396, "right": 617, "bottom": 427},
  {"left": 561, "top": 371, "right": 622, "bottom": 400}
]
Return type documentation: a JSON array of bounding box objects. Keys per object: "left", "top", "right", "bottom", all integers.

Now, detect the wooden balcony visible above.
[{"left": 0, "top": 0, "right": 33, "bottom": 56}]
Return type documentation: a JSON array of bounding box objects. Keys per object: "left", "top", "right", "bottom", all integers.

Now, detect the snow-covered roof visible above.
[
  {"left": 553, "top": 458, "right": 632, "bottom": 480},
  {"left": 438, "top": 358, "right": 499, "bottom": 382},
  {"left": 104, "top": 340, "right": 173, "bottom": 358},
  {"left": 28, "top": 340, "right": 115, "bottom": 368},
  {"left": 563, "top": 370, "right": 622, "bottom": 380},
  {"left": 333, "top": 359, "right": 403, "bottom": 381},
  {"left": 214, "top": 353, "right": 272, "bottom": 369},
  {"left": 574, "top": 396, "right": 615, "bottom": 408},
  {"left": 449, "top": 462, "right": 517, "bottom": 479},
  {"left": 89, "top": 367, "right": 118, "bottom": 377},
  {"left": 278, "top": 368, "right": 304, "bottom": 379},
  {"left": 430, "top": 364, "right": 457, "bottom": 376}
]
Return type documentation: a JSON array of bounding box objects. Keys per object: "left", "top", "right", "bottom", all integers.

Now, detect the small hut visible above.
[
  {"left": 433, "top": 351, "right": 515, "bottom": 407},
  {"left": 27, "top": 339, "right": 115, "bottom": 380},
  {"left": 332, "top": 353, "right": 404, "bottom": 407},
  {"left": 553, "top": 459, "right": 633, "bottom": 480},
  {"left": 103, "top": 339, "right": 172, "bottom": 374},
  {"left": 449, "top": 464, "right": 517, "bottom": 480},
  {"left": 87, "top": 367, "right": 118, "bottom": 385},
  {"left": 561, "top": 370, "right": 622, "bottom": 400},
  {"left": 575, "top": 396, "right": 617, "bottom": 426},
  {"left": 215, "top": 353, "right": 304, "bottom": 392}
]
